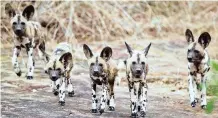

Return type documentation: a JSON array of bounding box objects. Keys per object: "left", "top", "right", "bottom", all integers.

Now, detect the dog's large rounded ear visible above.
[
  {"left": 5, "top": 3, "right": 15, "bottom": 18},
  {"left": 185, "top": 29, "right": 194, "bottom": 44},
  {"left": 198, "top": 32, "right": 211, "bottom": 49},
  {"left": 144, "top": 43, "right": 151, "bottom": 56},
  {"left": 125, "top": 42, "right": 133, "bottom": 56},
  {"left": 22, "top": 5, "right": 34, "bottom": 20},
  {"left": 100, "top": 46, "right": 112, "bottom": 61},
  {"left": 59, "top": 52, "right": 72, "bottom": 67},
  {"left": 83, "top": 44, "right": 93, "bottom": 59}
]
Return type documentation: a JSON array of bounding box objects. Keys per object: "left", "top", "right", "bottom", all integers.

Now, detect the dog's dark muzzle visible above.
[
  {"left": 187, "top": 57, "right": 203, "bottom": 63},
  {"left": 14, "top": 29, "right": 24, "bottom": 36},
  {"left": 51, "top": 76, "right": 58, "bottom": 81},
  {"left": 93, "top": 71, "right": 100, "bottom": 77},
  {"left": 187, "top": 57, "right": 192, "bottom": 62},
  {"left": 132, "top": 69, "right": 143, "bottom": 78}
]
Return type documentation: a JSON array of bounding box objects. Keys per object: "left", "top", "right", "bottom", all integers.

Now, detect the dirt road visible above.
[{"left": 1, "top": 40, "right": 218, "bottom": 118}]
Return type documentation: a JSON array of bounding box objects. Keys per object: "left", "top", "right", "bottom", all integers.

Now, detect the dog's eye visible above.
[
  {"left": 48, "top": 67, "right": 52, "bottom": 71},
  {"left": 57, "top": 68, "right": 61, "bottom": 71},
  {"left": 91, "top": 63, "right": 95, "bottom": 66},
  {"left": 13, "top": 22, "right": 17, "bottom": 25},
  {"left": 99, "top": 63, "right": 103, "bottom": 67},
  {"left": 141, "top": 62, "right": 145, "bottom": 65},
  {"left": 21, "top": 22, "right": 25, "bottom": 25},
  {"left": 132, "top": 62, "right": 136, "bottom": 65},
  {"left": 194, "top": 50, "right": 199, "bottom": 53}
]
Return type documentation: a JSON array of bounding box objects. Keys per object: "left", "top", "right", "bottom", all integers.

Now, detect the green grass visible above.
[{"left": 205, "top": 60, "right": 218, "bottom": 114}]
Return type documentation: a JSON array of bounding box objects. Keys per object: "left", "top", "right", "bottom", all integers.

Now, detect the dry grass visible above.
[{"left": 1, "top": 1, "right": 218, "bottom": 58}]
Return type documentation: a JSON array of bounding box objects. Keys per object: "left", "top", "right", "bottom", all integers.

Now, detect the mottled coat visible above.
[
  {"left": 44, "top": 42, "right": 74, "bottom": 106},
  {"left": 83, "top": 44, "right": 118, "bottom": 114},
  {"left": 124, "top": 42, "right": 151, "bottom": 117},
  {"left": 5, "top": 3, "right": 49, "bottom": 79},
  {"left": 185, "top": 29, "right": 211, "bottom": 109}
]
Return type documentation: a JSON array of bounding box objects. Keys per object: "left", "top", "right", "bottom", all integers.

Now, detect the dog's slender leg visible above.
[
  {"left": 39, "top": 41, "right": 49, "bottom": 62},
  {"left": 140, "top": 82, "right": 148, "bottom": 117},
  {"left": 192, "top": 75, "right": 198, "bottom": 102},
  {"left": 67, "top": 77, "right": 74, "bottom": 97},
  {"left": 130, "top": 83, "right": 137, "bottom": 117},
  {"left": 188, "top": 72, "right": 197, "bottom": 107},
  {"left": 25, "top": 42, "right": 34, "bottom": 79},
  {"left": 12, "top": 46, "right": 22, "bottom": 76},
  {"left": 200, "top": 74, "right": 207, "bottom": 109},
  {"left": 51, "top": 80, "right": 58, "bottom": 96},
  {"left": 99, "top": 83, "right": 107, "bottom": 114},
  {"left": 51, "top": 79, "right": 60, "bottom": 96},
  {"left": 108, "top": 81, "right": 115, "bottom": 111},
  {"left": 91, "top": 82, "right": 97, "bottom": 113},
  {"left": 59, "top": 77, "right": 66, "bottom": 106}
]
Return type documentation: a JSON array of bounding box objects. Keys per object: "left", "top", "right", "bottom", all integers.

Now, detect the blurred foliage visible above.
[
  {"left": 206, "top": 98, "right": 216, "bottom": 114},
  {"left": 206, "top": 60, "right": 218, "bottom": 113}
]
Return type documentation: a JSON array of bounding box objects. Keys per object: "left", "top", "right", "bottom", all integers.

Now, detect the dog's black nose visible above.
[
  {"left": 15, "top": 29, "right": 22, "bottom": 35},
  {"left": 51, "top": 76, "right": 58, "bottom": 81},
  {"left": 187, "top": 58, "right": 192, "bottom": 62},
  {"left": 93, "top": 71, "right": 99, "bottom": 76},
  {"left": 136, "top": 70, "right": 142, "bottom": 74}
]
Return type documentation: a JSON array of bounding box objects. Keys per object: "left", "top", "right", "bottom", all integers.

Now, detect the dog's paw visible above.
[
  {"left": 99, "top": 109, "right": 104, "bottom": 115},
  {"left": 59, "top": 101, "right": 65, "bottom": 106},
  {"left": 68, "top": 91, "right": 74, "bottom": 97},
  {"left": 16, "top": 71, "right": 22, "bottom": 77},
  {"left": 108, "top": 106, "right": 115, "bottom": 111},
  {"left": 201, "top": 105, "right": 207, "bottom": 109},
  {"left": 91, "top": 109, "right": 97, "bottom": 113},
  {"left": 140, "top": 111, "right": 146, "bottom": 117},
  {"left": 27, "top": 76, "right": 33, "bottom": 80},
  {"left": 191, "top": 100, "right": 197, "bottom": 107},
  {"left": 53, "top": 91, "right": 59, "bottom": 96},
  {"left": 131, "top": 113, "right": 137, "bottom": 118}
]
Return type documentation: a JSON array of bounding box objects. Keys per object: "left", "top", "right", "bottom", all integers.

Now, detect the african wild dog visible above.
[
  {"left": 185, "top": 29, "right": 211, "bottom": 109},
  {"left": 44, "top": 42, "right": 74, "bottom": 106},
  {"left": 5, "top": 3, "right": 49, "bottom": 79},
  {"left": 124, "top": 42, "right": 151, "bottom": 117},
  {"left": 83, "top": 44, "right": 118, "bottom": 114}
]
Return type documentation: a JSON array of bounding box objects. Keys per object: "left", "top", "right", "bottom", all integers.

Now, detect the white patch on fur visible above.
[
  {"left": 100, "top": 85, "right": 107, "bottom": 110},
  {"left": 140, "top": 84, "right": 148, "bottom": 112},
  {"left": 188, "top": 74, "right": 195, "bottom": 103},
  {"left": 92, "top": 88, "right": 97, "bottom": 109},
  {"left": 59, "top": 78, "right": 66, "bottom": 102},
  {"left": 109, "top": 95, "right": 115, "bottom": 107},
  {"left": 130, "top": 87, "right": 137, "bottom": 114},
  {"left": 67, "top": 82, "right": 73, "bottom": 93},
  {"left": 27, "top": 47, "right": 34, "bottom": 76},
  {"left": 12, "top": 48, "right": 21, "bottom": 73},
  {"left": 201, "top": 75, "right": 207, "bottom": 106}
]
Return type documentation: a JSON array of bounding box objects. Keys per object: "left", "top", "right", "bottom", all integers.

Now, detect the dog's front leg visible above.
[
  {"left": 200, "top": 74, "right": 207, "bottom": 109},
  {"left": 130, "top": 83, "right": 137, "bottom": 117},
  {"left": 59, "top": 77, "right": 66, "bottom": 106},
  {"left": 12, "top": 46, "right": 22, "bottom": 76},
  {"left": 108, "top": 81, "right": 115, "bottom": 111},
  {"left": 188, "top": 72, "right": 197, "bottom": 107},
  {"left": 91, "top": 83, "right": 97, "bottom": 113},
  {"left": 99, "top": 83, "right": 107, "bottom": 114},
  {"left": 140, "top": 82, "right": 148, "bottom": 117},
  {"left": 67, "top": 77, "right": 74, "bottom": 97},
  {"left": 51, "top": 79, "right": 60, "bottom": 96},
  {"left": 25, "top": 42, "right": 35, "bottom": 79}
]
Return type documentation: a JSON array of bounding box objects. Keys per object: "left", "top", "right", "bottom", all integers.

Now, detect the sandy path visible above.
[{"left": 1, "top": 40, "right": 218, "bottom": 118}]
